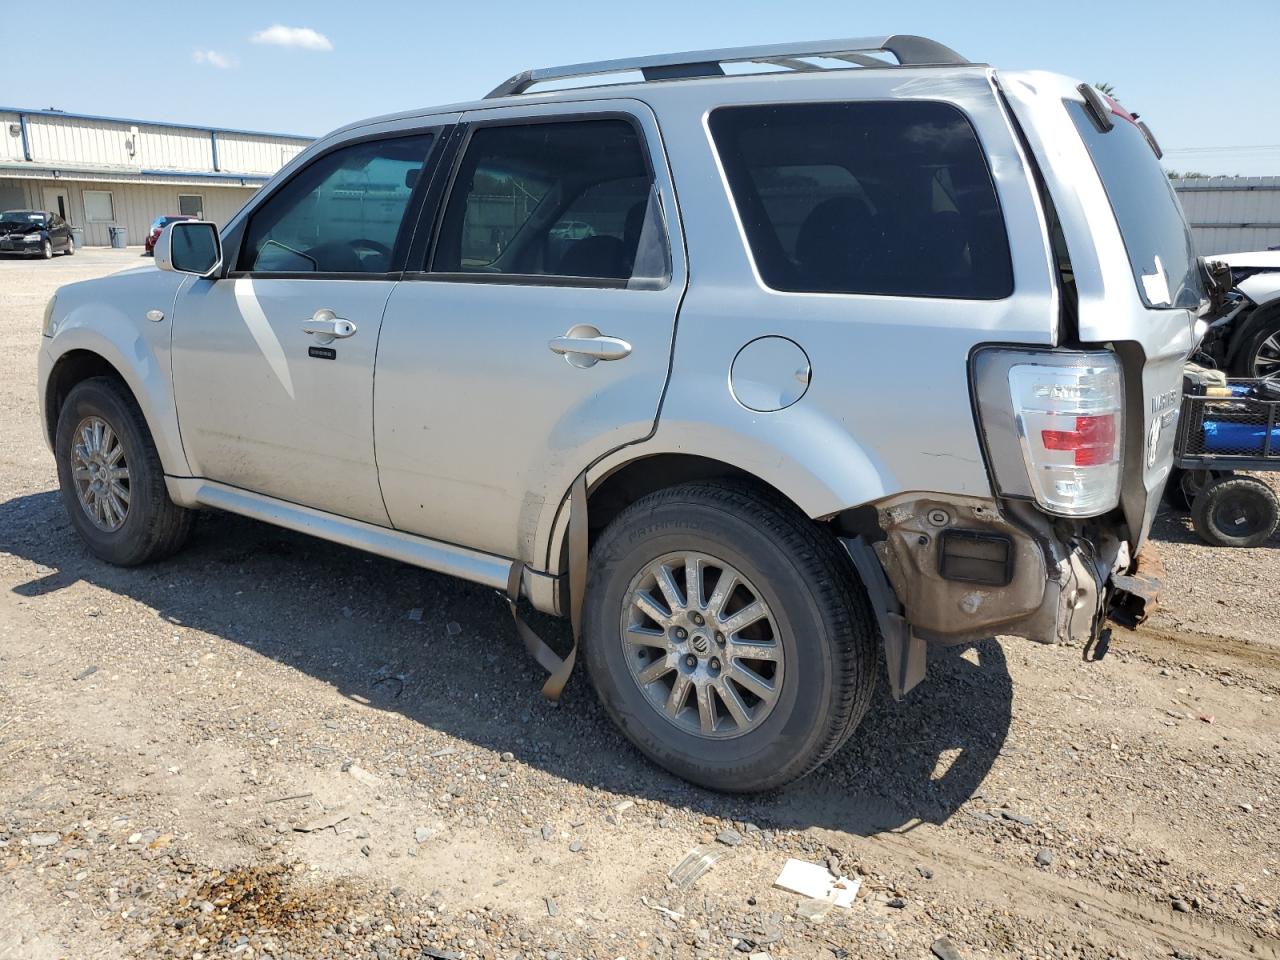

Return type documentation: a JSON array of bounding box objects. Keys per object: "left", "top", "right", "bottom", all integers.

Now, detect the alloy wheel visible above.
[
  {"left": 70, "top": 416, "right": 130, "bottom": 531},
  {"left": 1253, "top": 332, "right": 1280, "bottom": 380},
  {"left": 620, "top": 551, "right": 783, "bottom": 739}
]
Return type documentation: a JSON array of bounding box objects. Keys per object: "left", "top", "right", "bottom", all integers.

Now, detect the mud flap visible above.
[
  {"left": 841, "top": 536, "right": 926, "bottom": 701},
  {"left": 503, "top": 473, "right": 588, "bottom": 700}
]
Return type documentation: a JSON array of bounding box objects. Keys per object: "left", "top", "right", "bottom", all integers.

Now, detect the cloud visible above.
[
  {"left": 250, "top": 25, "right": 333, "bottom": 51},
  {"left": 192, "top": 49, "right": 235, "bottom": 69}
]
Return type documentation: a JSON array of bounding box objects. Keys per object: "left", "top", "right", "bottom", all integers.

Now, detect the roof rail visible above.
[{"left": 485, "top": 34, "right": 968, "bottom": 99}]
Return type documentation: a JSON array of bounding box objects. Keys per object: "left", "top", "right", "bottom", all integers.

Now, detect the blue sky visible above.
[{"left": 6, "top": 0, "right": 1279, "bottom": 174}]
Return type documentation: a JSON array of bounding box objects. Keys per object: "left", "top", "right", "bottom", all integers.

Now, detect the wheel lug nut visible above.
[
  {"left": 685, "top": 655, "right": 697, "bottom": 668},
  {"left": 715, "top": 632, "right": 725, "bottom": 645},
  {"left": 709, "top": 658, "right": 721, "bottom": 672},
  {"left": 674, "top": 627, "right": 688, "bottom": 640},
  {"left": 692, "top": 612, "right": 704, "bottom": 626}
]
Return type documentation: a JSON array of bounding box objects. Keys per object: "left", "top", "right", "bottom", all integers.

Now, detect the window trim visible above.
[
  {"left": 224, "top": 126, "right": 448, "bottom": 281},
  {"left": 409, "top": 110, "right": 672, "bottom": 291},
  {"left": 707, "top": 99, "right": 1015, "bottom": 302},
  {"left": 82, "top": 190, "right": 115, "bottom": 223}
]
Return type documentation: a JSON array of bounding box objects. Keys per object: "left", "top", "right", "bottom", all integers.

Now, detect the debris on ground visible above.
[{"left": 773, "top": 858, "right": 861, "bottom": 908}]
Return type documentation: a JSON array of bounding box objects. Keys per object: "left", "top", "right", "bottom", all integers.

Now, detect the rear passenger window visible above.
[
  {"left": 240, "top": 134, "right": 433, "bottom": 274},
  {"left": 709, "top": 102, "right": 1013, "bottom": 299},
  {"left": 431, "top": 119, "right": 669, "bottom": 285}
]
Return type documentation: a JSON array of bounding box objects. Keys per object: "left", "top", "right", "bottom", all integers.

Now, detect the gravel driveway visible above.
[{"left": 1, "top": 251, "right": 1277, "bottom": 960}]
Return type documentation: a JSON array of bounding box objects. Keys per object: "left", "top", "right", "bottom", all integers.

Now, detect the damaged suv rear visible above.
[{"left": 38, "top": 36, "right": 1200, "bottom": 792}]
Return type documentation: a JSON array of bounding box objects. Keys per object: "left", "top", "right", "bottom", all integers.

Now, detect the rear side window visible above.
[
  {"left": 709, "top": 101, "right": 1013, "bottom": 299},
  {"left": 431, "top": 119, "right": 670, "bottom": 285},
  {"left": 1066, "top": 102, "right": 1201, "bottom": 310},
  {"left": 240, "top": 134, "right": 433, "bottom": 274}
]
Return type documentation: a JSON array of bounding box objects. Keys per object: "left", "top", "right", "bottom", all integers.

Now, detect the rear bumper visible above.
[{"left": 859, "top": 494, "right": 1145, "bottom": 695}]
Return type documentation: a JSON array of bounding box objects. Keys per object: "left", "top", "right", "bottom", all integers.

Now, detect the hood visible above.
[
  {"left": 0, "top": 221, "right": 44, "bottom": 235},
  {"left": 1208, "top": 250, "right": 1280, "bottom": 269}
]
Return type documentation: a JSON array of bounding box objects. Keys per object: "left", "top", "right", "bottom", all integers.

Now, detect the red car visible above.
[{"left": 144, "top": 215, "right": 197, "bottom": 256}]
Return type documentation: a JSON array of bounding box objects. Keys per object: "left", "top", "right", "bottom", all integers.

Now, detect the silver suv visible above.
[{"left": 38, "top": 36, "right": 1199, "bottom": 791}]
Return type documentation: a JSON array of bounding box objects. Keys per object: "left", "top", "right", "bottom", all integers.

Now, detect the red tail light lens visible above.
[{"left": 1041, "top": 414, "right": 1118, "bottom": 467}]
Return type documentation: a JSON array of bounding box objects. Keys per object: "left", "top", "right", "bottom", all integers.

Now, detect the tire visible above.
[
  {"left": 54, "top": 377, "right": 192, "bottom": 566},
  {"left": 583, "top": 480, "right": 879, "bottom": 792},
  {"left": 1230, "top": 309, "right": 1280, "bottom": 380},
  {"left": 64, "top": 236, "right": 75, "bottom": 256},
  {"left": 1190, "top": 475, "right": 1279, "bottom": 548},
  {"left": 41, "top": 239, "right": 53, "bottom": 260}
]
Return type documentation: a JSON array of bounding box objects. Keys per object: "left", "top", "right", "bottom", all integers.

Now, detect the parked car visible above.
[
  {"left": 1194, "top": 250, "right": 1280, "bottom": 379},
  {"left": 144, "top": 215, "right": 196, "bottom": 256},
  {"left": 0, "top": 210, "right": 74, "bottom": 258},
  {"left": 38, "top": 35, "right": 1198, "bottom": 792}
]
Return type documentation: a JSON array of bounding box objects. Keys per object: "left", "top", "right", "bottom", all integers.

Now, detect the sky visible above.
[{"left": 5, "top": 0, "right": 1279, "bottom": 175}]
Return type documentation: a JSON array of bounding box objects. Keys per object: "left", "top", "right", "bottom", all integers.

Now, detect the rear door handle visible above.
[
  {"left": 548, "top": 324, "right": 632, "bottom": 368},
  {"left": 302, "top": 308, "right": 357, "bottom": 344}
]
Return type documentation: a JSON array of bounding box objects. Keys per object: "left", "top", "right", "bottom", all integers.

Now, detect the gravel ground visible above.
[{"left": 1, "top": 251, "right": 1278, "bottom": 960}]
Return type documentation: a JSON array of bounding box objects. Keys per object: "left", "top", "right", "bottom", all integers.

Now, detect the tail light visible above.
[{"left": 972, "top": 349, "right": 1124, "bottom": 517}]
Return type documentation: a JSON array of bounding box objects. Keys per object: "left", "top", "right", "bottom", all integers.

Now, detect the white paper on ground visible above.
[{"left": 773, "top": 858, "right": 862, "bottom": 908}]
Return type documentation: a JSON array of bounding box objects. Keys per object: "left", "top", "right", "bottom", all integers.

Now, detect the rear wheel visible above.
[
  {"left": 54, "top": 377, "right": 192, "bottom": 565},
  {"left": 41, "top": 239, "right": 53, "bottom": 260},
  {"left": 1190, "top": 475, "right": 1279, "bottom": 548},
  {"left": 64, "top": 235, "right": 75, "bottom": 256},
  {"left": 583, "top": 481, "right": 879, "bottom": 792},
  {"left": 1166, "top": 467, "right": 1234, "bottom": 512}
]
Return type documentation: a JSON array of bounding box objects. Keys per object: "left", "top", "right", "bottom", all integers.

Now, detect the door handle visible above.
[
  {"left": 302, "top": 309, "right": 357, "bottom": 344},
  {"left": 548, "top": 324, "right": 632, "bottom": 368}
]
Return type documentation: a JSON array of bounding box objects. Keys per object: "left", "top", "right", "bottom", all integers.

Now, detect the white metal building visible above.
[
  {"left": 1172, "top": 176, "right": 1280, "bottom": 255},
  {"left": 0, "top": 106, "right": 313, "bottom": 246}
]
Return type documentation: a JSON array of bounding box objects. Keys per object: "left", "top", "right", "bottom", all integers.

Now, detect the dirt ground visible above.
[{"left": 0, "top": 250, "right": 1277, "bottom": 960}]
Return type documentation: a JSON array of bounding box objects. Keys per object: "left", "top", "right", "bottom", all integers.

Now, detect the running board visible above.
[{"left": 166, "top": 478, "right": 561, "bottom": 611}]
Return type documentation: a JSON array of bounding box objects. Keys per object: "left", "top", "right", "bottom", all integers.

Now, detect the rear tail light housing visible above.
[{"left": 972, "top": 349, "right": 1124, "bottom": 517}]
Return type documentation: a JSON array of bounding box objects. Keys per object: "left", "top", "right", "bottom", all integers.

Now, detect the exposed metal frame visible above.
[{"left": 486, "top": 34, "right": 970, "bottom": 98}]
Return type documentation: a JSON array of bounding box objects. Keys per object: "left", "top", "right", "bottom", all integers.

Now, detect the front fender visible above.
[{"left": 42, "top": 272, "right": 190, "bottom": 476}]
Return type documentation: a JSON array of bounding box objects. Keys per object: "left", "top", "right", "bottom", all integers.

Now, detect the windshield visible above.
[
  {"left": 1067, "top": 102, "right": 1201, "bottom": 310},
  {"left": 1, "top": 211, "right": 46, "bottom": 225}
]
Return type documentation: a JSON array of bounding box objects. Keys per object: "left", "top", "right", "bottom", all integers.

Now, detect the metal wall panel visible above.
[
  {"left": 0, "top": 114, "right": 24, "bottom": 163},
  {"left": 216, "top": 134, "right": 308, "bottom": 175},
  {"left": 0, "top": 177, "right": 256, "bottom": 246},
  {"left": 1174, "top": 177, "right": 1280, "bottom": 254}
]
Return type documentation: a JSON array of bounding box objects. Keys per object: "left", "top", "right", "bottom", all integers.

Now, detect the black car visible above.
[{"left": 0, "top": 210, "right": 75, "bottom": 259}]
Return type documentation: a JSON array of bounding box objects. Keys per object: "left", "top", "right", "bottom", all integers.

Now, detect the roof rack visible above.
[{"left": 485, "top": 34, "right": 969, "bottom": 99}]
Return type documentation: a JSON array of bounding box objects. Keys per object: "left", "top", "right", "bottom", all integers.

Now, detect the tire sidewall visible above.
[
  {"left": 42, "top": 240, "right": 53, "bottom": 259},
  {"left": 1193, "top": 477, "right": 1280, "bottom": 548},
  {"left": 54, "top": 380, "right": 158, "bottom": 565},
  {"left": 584, "top": 496, "right": 844, "bottom": 791}
]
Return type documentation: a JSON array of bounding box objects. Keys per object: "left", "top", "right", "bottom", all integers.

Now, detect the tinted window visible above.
[
  {"left": 432, "top": 119, "right": 669, "bottom": 284},
  {"left": 709, "top": 102, "right": 1013, "bottom": 299},
  {"left": 241, "top": 134, "right": 433, "bottom": 273},
  {"left": 1067, "top": 102, "right": 1201, "bottom": 310}
]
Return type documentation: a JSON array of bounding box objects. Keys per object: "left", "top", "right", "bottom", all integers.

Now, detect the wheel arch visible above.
[
  {"left": 42, "top": 338, "right": 190, "bottom": 477},
  {"left": 540, "top": 443, "right": 889, "bottom": 579}
]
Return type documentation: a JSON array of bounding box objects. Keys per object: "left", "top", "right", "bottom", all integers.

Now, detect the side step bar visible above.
[{"left": 166, "top": 478, "right": 561, "bottom": 611}]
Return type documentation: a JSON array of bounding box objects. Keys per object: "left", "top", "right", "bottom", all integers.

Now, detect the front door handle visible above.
[
  {"left": 548, "top": 324, "right": 632, "bottom": 368},
  {"left": 302, "top": 309, "right": 357, "bottom": 344}
]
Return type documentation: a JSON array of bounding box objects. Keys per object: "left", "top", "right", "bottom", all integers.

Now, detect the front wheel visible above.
[
  {"left": 54, "top": 377, "right": 193, "bottom": 565},
  {"left": 583, "top": 481, "right": 879, "bottom": 792},
  {"left": 1231, "top": 310, "right": 1280, "bottom": 380}
]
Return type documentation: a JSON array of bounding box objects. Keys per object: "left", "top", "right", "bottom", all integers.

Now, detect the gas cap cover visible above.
[{"left": 730, "top": 336, "right": 811, "bottom": 412}]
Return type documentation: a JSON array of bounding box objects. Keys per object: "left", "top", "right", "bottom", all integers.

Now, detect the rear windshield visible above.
[
  {"left": 708, "top": 101, "right": 1013, "bottom": 300},
  {"left": 1067, "top": 102, "right": 1201, "bottom": 310}
]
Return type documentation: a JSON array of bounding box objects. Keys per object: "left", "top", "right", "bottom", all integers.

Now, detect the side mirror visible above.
[{"left": 156, "top": 220, "right": 222, "bottom": 278}]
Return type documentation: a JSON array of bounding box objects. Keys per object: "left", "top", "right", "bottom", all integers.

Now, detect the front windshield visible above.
[{"left": 1, "top": 211, "right": 46, "bottom": 225}]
